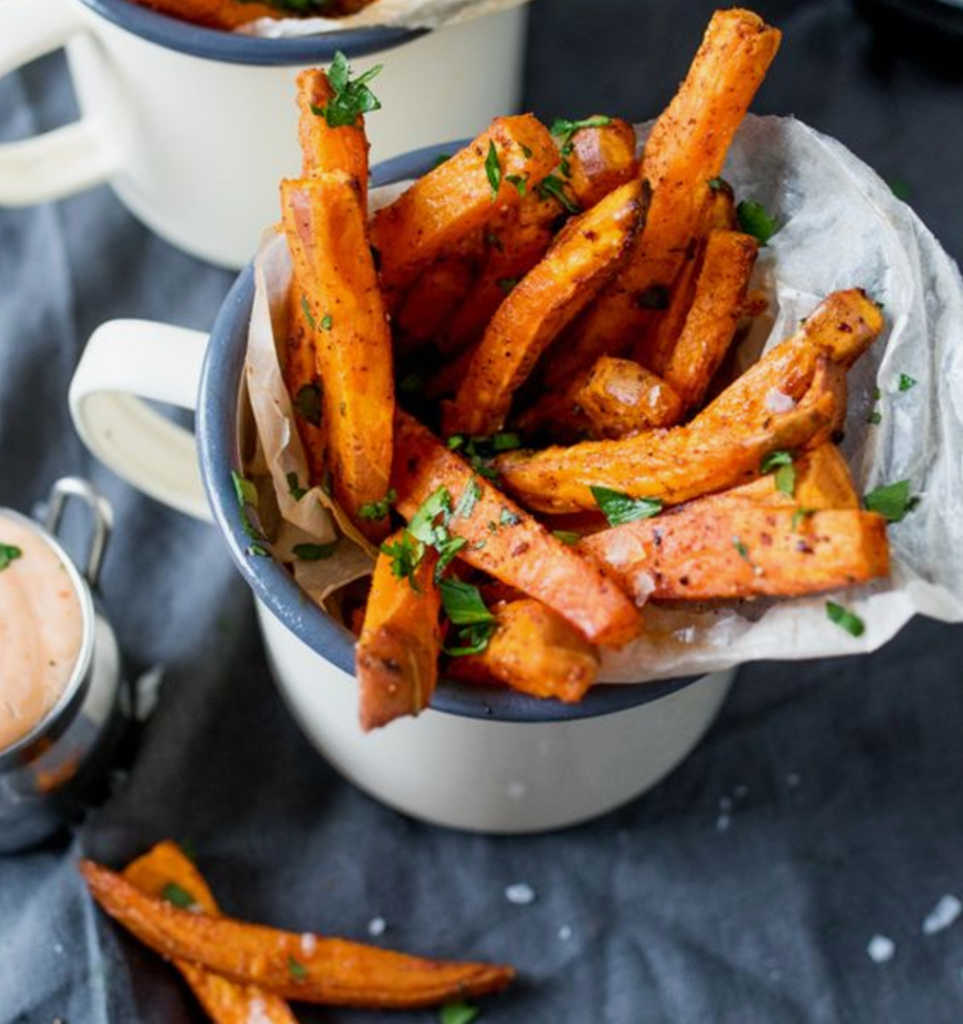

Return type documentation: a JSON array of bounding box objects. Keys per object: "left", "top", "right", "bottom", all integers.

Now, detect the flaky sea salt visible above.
[
  {"left": 368, "top": 917, "right": 387, "bottom": 937},
  {"left": 922, "top": 895, "right": 961, "bottom": 936},
  {"left": 505, "top": 883, "right": 536, "bottom": 905},
  {"left": 867, "top": 935, "right": 895, "bottom": 963},
  {"left": 300, "top": 932, "right": 317, "bottom": 956}
]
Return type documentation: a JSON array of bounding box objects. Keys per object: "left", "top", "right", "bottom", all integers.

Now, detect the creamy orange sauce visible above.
[{"left": 0, "top": 513, "right": 84, "bottom": 752}]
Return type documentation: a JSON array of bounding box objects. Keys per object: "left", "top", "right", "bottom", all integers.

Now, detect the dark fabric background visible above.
[{"left": 1, "top": 1, "right": 961, "bottom": 1021}]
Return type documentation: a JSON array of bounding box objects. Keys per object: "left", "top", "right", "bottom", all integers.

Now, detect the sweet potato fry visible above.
[
  {"left": 444, "top": 179, "right": 647, "bottom": 437},
  {"left": 655, "top": 229, "right": 759, "bottom": 409},
  {"left": 283, "top": 287, "right": 327, "bottom": 487},
  {"left": 392, "top": 412, "right": 640, "bottom": 646},
  {"left": 447, "top": 599, "right": 600, "bottom": 702},
  {"left": 534, "top": 11, "right": 780, "bottom": 397},
  {"left": 81, "top": 860, "right": 515, "bottom": 1009},
  {"left": 394, "top": 245, "right": 481, "bottom": 352},
  {"left": 580, "top": 507, "right": 889, "bottom": 601},
  {"left": 281, "top": 174, "right": 394, "bottom": 541},
  {"left": 357, "top": 536, "right": 441, "bottom": 731},
  {"left": 370, "top": 116, "right": 558, "bottom": 307},
  {"left": 576, "top": 357, "right": 683, "bottom": 437},
  {"left": 129, "top": 0, "right": 283, "bottom": 28},
  {"left": 123, "top": 842, "right": 298, "bottom": 1024},
  {"left": 296, "top": 68, "right": 370, "bottom": 206},
  {"left": 565, "top": 118, "right": 640, "bottom": 209},
  {"left": 494, "top": 384, "right": 838, "bottom": 514}
]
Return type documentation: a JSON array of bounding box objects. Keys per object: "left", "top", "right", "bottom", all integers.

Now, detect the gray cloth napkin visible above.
[{"left": 2, "top": 1, "right": 962, "bottom": 1021}]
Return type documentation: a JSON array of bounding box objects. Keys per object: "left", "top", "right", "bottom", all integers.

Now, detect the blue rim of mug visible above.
[
  {"left": 196, "top": 141, "right": 704, "bottom": 724},
  {"left": 78, "top": 0, "right": 425, "bottom": 66}
]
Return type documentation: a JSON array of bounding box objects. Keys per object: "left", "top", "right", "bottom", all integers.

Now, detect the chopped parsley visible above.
[
  {"left": 444, "top": 620, "right": 498, "bottom": 657},
  {"left": 320, "top": 313, "right": 333, "bottom": 331},
  {"left": 432, "top": 152, "right": 452, "bottom": 169},
  {"left": 590, "top": 486, "right": 663, "bottom": 527},
  {"left": 898, "top": 373, "right": 917, "bottom": 392},
  {"left": 761, "top": 450, "right": 796, "bottom": 496},
  {"left": 440, "top": 579, "right": 497, "bottom": 657},
  {"left": 552, "top": 530, "right": 581, "bottom": 545},
  {"left": 826, "top": 600, "right": 865, "bottom": 637},
  {"left": 160, "top": 882, "right": 196, "bottom": 909},
  {"left": 550, "top": 114, "right": 613, "bottom": 176},
  {"left": 867, "top": 409, "right": 882, "bottom": 426},
  {"left": 484, "top": 140, "right": 501, "bottom": 199},
  {"left": 434, "top": 536, "right": 468, "bottom": 582},
  {"left": 536, "top": 173, "right": 579, "bottom": 214},
  {"left": 889, "top": 178, "right": 912, "bottom": 202},
  {"left": 380, "top": 533, "right": 425, "bottom": 588},
  {"left": 295, "top": 383, "right": 322, "bottom": 427},
  {"left": 736, "top": 199, "right": 778, "bottom": 245},
  {"left": 499, "top": 507, "right": 520, "bottom": 527},
  {"left": 292, "top": 541, "right": 338, "bottom": 561},
  {"left": 311, "top": 51, "right": 382, "bottom": 129},
  {"left": 439, "top": 1002, "right": 481, "bottom": 1024},
  {"left": 791, "top": 507, "right": 816, "bottom": 531},
  {"left": 0, "top": 543, "right": 22, "bottom": 572},
  {"left": 408, "top": 486, "right": 454, "bottom": 547},
  {"left": 506, "top": 173, "right": 527, "bottom": 196},
  {"left": 288, "top": 956, "right": 309, "bottom": 980},
  {"left": 300, "top": 294, "right": 317, "bottom": 330},
  {"left": 733, "top": 537, "right": 750, "bottom": 561},
  {"left": 358, "top": 488, "right": 396, "bottom": 521},
  {"left": 863, "top": 479, "right": 918, "bottom": 522},
  {"left": 446, "top": 433, "right": 521, "bottom": 480},
  {"left": 452, "top": 478, "right": 482, "bottom": 522},
  {"left": 707, "top": 176, "right": 732, "bottom": 193},
  {"left": 287, "top": 472, "right": 307, "bottom": 501},
  {"left": 231, "top": 471, "right": 269, "bottom": 555}
]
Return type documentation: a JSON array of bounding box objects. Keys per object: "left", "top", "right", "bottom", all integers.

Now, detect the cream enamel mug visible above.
[
  {"left": 68, "top": 145, "right": 733, "bottom": 835},
  {"left": 0, "top": 0, "right": 528, "bottom": 267}
]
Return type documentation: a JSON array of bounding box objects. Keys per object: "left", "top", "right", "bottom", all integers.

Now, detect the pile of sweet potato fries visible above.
[
  {"left": 81, "top": 843, "right": 513, "bottom": 1019},
  {"left": 273, "top": 8, "right": 891, "bottom": 730}
]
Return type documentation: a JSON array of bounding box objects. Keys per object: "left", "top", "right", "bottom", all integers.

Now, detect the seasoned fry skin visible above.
[
  {"left": 576, "top": 357, "right": 684, "bottom": 437},
  {"left": 580, "top": 507, "right": 890, "bottom": 601},
  {"left": 444, "top": 179, "right": 647, "bottom": 437},
  {"left": 391, "top": 412, "right": 640, "bottom": 647},
  {"left": 565, "top": 118, "right": 640, "bottom": 209},
  {"left": 448, "top": 599, "right": 601, "bottom": 703},
  {"left": 123, "top": 843, "right": 299, "bottom": 1024},
  {"left": 80, "top": 860, "right": 515, "bottom": 1009},
  {"left": 537, "top": 10, "right": 781, "bottom": 394},
  {"left": 281, "top": 173, "right": 394, "bottom": 542},
  {"left": 357, "top": 538, "right": 441, "bottom": 731},
  {"left": 296, "top": 68, "right": 370, "bottom": 206},
  {"left": 370, "top": 115, "right": 558, "bottom": 307}
]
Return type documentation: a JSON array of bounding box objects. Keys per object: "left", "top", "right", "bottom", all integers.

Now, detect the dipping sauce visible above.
[{"left": 0, "top": 513, "right": 84, "bottom": 753}]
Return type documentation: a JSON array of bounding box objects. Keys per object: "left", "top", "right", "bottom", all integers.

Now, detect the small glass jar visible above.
[{"left": 0, "top": 478, "right": 126, "bottom": 853}]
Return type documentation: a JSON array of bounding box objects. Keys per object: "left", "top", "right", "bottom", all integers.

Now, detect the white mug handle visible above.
[
  {"left": 69, "top": 320, "right": 212, "bottom": 521},
  {"left": 0, "top": 0, "right": 125, "bottom": 204}
]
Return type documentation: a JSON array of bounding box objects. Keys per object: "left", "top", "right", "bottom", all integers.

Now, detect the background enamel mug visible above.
[
  {"left": 0, "top": 0, "right": 529, "bottom": 268},
  {"left": 0, "top": 478, "right": 126, "bottom": 854}
]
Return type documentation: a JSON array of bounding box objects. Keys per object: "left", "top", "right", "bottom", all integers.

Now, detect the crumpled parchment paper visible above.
[
  {"left": 245, "top": 114, "right": 963, "bottom": 682},
  {"left": 236, "top": 0, "right": 530, "bottom": 37}
]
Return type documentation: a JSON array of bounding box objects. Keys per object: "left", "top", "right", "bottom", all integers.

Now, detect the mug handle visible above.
[
  {"left": 0, "top": 0, "right": 125, "bottom": 204},
  {"left": 69, "top": 320, "right": 213, "bottom": 522}
]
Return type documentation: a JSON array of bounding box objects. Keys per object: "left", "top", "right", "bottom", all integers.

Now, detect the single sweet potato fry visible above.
[
  {"left": 392, "top": 412, "right": 640, "bottom": 646},
  {"left": 357, "top": 536, "right": 441, "bottom": 731},
  {"left": 656, "top": 229, "right": 760, "bottom": 409},
  {"left": 447, "top": 599, "right": 600, "bottom": 702},
  {"left": 576, "top": 357, "right": 684, "bottom": 437},
  {"left": 394, "top": 246, "right": 481, "bottom": 352},
  {"left": 370, "top": 116, "right": 558, "bottom": 306},
  {"left": 580, "top": 507, "right": 889, "bottom": 601},
  {"left": 494, "top": 385, "right": 838, "bottom": 514},
  {"left": 565, "top": 118, "right": 640, "bottom": 209},
  {"left": 281, "top": 173, "right": 394, "bottom": 541},
  {"left": 123, "top": 842, "right": 298, "bottom": 1024},
  {"left": 283, "top": 286, "right": 327, "bottom": 487},
  {"left": 81, "top": 860, "right": 515, "bottom": 1009},
  {"left": 296, "top": 68, "right": 370, "bottom": 207},
  {"left": 444, "top": 179, "right": 646, "bottom": 437}
]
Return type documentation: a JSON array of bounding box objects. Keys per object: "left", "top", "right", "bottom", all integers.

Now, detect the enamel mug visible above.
[
  {"left": 0, "top": 478, "right": 126, "bottom": 853},
  {"left": 68, "top": 145, "right": 734, "bottom": 835},
  {"left": 0, "top": 0, "right": 529, "bottom": 267}
]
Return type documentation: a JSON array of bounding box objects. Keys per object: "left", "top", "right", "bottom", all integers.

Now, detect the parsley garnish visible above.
[
  {"left": 536, "top": 173, "right": 579, "bottom": 214},
  {"left": 506, "top": 173, "right": 527, "bottom": 196},
  {"left": 791, "top": 507, "right": 816, "bottom": 531},
  {"left": 737, "top": 199, "right": 778, "bottom": 245},
  {"left": 160, "top": 882, "right": 195, "bottom": 909},
  {"left": 432, "top": 152, "right": 452, "bottom": 169},
  {"left": 231, "top": 471, "right": 269, "bottom": 555},
  {"left": 287, "top": 472, "right": 307, "bottom": 501},
  {"left": 408, "top": 486, "right": 453, "bottom": 546},
  {"left": 452, "top": 478, "right": 482, "bottom": 522},
  {"left": 320, "top": 313, "right": 333, "bottom": 331},
  {"left": 863, "top": 480, "right": 918, "bottom": 522},
  {"left": 439, "top": 1002, "right": 481, "bottom": 1024},
  {"left": 867, "top": 410, "right": 882, "bottom": 425},
  {"left": 292, "top": 542, "right": 338, "bottom": 561},
  {"left": 380, "top": 533, "right": 425, "bottom": 589},
  {"left": 826, "top": 600, "right": 865, "bottom": 637},
  {"left": 0, "top": 543, "right": 22, "bottom": 572},
  {"left": 761, "top": 450, "right": 796, "bottom": 496},
  {"left": 446, "top": 433, "right": 520, "bottom": 480},
  {"left": 300, "top": 294, "right": 317, "bottom": 330},
  {"left": 440, "top": 579, "right": 497, "bottom": 658},
  {"left": 898, "top": 373, "right": 917, "bottom": 392},
  {"left": 550, "top": 114, "right": 613, "bottom": 176},
  {"left": 288, "top": 956, "right": 309, "bottom": 980},
  {"left": 707, "top": 176, "right": 732, "bottom": 193},
  {"left": 359, "top": 488, "right": 396, "bottom": 521},
  {"left": 552, "top": 530, "right": 581, "bottom": 545},
  {"left": 485, "top": 140, "right": 501, "bottom": 200},
  {"left": 311, "top": 51, "right": 382, "bottom": 128},
  {"left": 889, "top": 178, "right": 912, "bottom": 202},
  {"left": 733, "top": 537, "right": 750, "bottom": 560},
  {"left": 434, "top": 536, "right": 468, "bottom": 582},
  {"left": 499, "top": 507, "right": 520, "bottom": 527},
  {"left": 295, "top": 383, "right": 322, "bottom": 427},
  {"left": 590, "top": 486, "right": 663, "bottom": 527}
]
